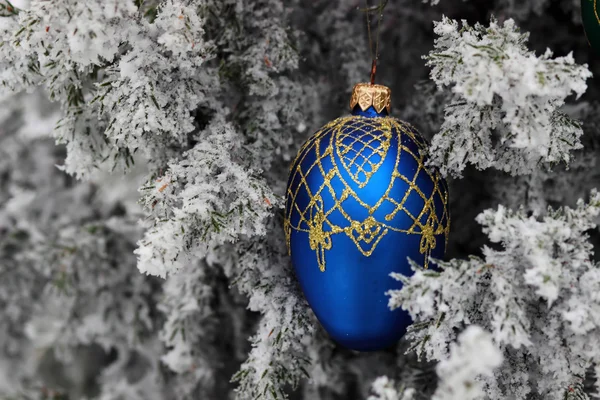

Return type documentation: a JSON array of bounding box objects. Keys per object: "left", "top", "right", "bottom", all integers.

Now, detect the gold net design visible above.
[{"left": 285, "top": 116, "right": 450, "bottom": 272}]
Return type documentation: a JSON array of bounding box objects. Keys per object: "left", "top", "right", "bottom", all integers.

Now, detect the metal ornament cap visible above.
[{"left": 350, "top": 82, "right": 392, "bottom": 114}]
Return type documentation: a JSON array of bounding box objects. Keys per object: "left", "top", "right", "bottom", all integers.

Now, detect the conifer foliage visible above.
[{"left": 1, "top": 0, "right": 599, "bottom": 399}]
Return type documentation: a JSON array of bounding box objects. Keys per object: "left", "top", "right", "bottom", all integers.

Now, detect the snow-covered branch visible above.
[
  {"left": 231, "top": 224, "right": 315, "bottom": 400},
  {"left": 388, "top": 190, "right": 600, "bottom": 398},
  {"left": 367, "top": 376, "right": 415, "bottom": 400},
  {"left": 425, "top": 17, "right": 591, "bottom": 177},
  {"left": 135, "top": 119, "right": 275, "bottom": 278},
  {"left": 432, "top": 326, "right": 502, "bottom": 400}
]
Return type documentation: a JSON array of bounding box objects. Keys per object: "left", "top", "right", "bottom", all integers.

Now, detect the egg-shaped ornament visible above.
[
  {"left": 582, "top": 0, "right": 600, "bottom": 53},
  {"left": 284, "top": 83, "right": 450, "bottom": 352}
]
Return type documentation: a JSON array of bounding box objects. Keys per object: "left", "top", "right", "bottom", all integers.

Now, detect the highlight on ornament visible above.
[{"left": 284, "top": 83, "right": 450, "bottom": 351}]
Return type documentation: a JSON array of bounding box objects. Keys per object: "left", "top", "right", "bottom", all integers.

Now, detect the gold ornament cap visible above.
[{"left": 350, "top": 83, "right": 391, "bottom": 114}]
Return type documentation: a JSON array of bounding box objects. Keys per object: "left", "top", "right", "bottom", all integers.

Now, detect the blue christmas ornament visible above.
[{"left": 284, "top": 83, "right": 450, "bottom": 351}]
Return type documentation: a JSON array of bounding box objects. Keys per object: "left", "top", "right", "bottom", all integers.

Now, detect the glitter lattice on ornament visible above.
[
  {"left": 285, "top": 116, "right": 450, "bottom": 272},
  {"left": 337, "top": 117, "right": 392, "bottom": 188}
]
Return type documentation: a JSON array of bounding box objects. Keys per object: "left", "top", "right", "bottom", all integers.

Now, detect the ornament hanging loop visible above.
[
  {"left": 360, "top": 0, "right": 388, "bottom": 85},
  {"left": 370, "top": 59, "right": 377, "bottom": 85}
]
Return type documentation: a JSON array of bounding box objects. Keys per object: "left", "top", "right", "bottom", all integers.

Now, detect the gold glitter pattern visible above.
[
  {"left": 285, "top": 116, "right": 450, "bottom": 272},
  {"left": 595, "top": 0, "right": 600, "bottom": 24},
  {"left": 336, "top": 117, "right": 392, "bottom": 188}
]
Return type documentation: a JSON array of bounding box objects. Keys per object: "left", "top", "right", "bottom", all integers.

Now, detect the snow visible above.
[{"left": 425, "top": 17, "right": 591, "bottom": 177}]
